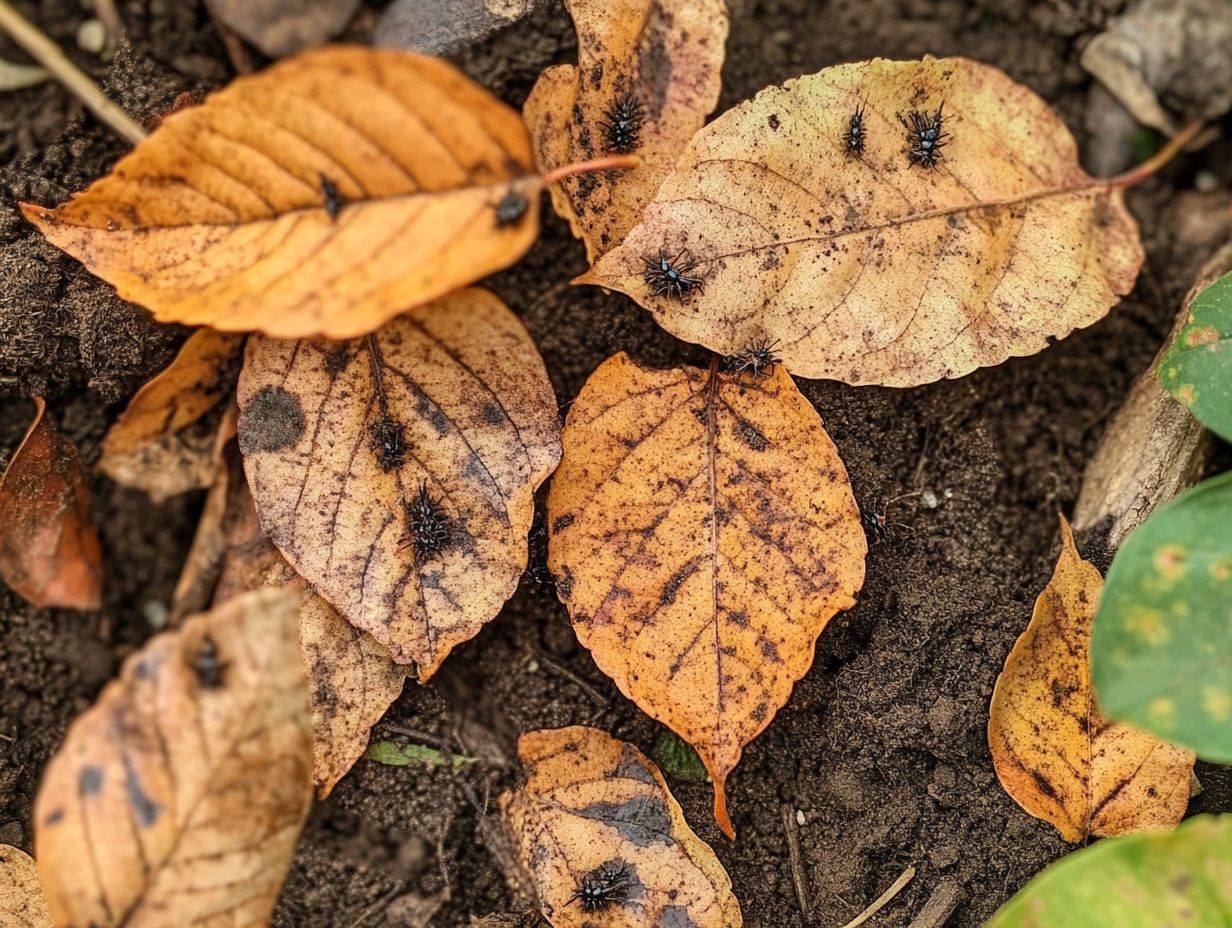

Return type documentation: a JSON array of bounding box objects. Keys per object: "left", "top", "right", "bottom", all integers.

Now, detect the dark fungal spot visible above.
[
  {"left": 601, "top": 94, "right": 644, "bottom": 154},
  {"left": 843, "top": 103, "right": 866, "bottom": 157},
  {"left": 643, "top": 249, "right": 705, "bottom": 299},
  {"left": 194, "top": 635, "right": 225, "bottom": 688},
  {"left": 238, "top": 386, "right": 305, "bottom": 455},
  {"left": 900, "top": 103, "right": 949, "bottom": 168},
  {"left": 44, "top": 808, "right": 65, "bottom": 826},
  {"left": 728, "top": 610, "right": 748, "bottom": 627},
  {"left": 616, "top": 746, "right": 658, "bottom": 785},
  {"left": 660, "top": 905, "right": 698, "bottom": 928},
  {"left": 368, "top": 415, "right": 407, "bottom": 471},
  {"left": 1031, "top": 770, "right": 1058, "bottom": 799},
  {"left": 123, "top": 754, "right": 162, "bottom": 827},
  {"left": 79, "top": 766, "right": 103, "bottom": 797},
  {"left": 736, "top": 419, "right": 769, "bottom": 451},
  {"left": 556, "top": 571, "right": 574, "bottom": 600},
  {"left": 552, "top": 513, "right": 576, "bottom": 533},
  {"left": 324, "top": 343, "right": 353, "bottom": 375},
  {"left": 320, "top": 173, "right": 341, "bottom": 221},
  {"left": 403, "top": 482, "right": 454, "bottom": 563},
  {"left": 494, "top": 190, "right": 529, "bottom": 227},
  {"left": 430, "top": 409, "right": 450, "bottom": 436},
  {"left": 480, "top": 402, "right": 504, "bottom": 425},
  {"left": 768, "top": 113, "right": 780, "bottom": 130},
  {"left": 576, "top": 795, "right": 672, "bottom": 846},
  {"left": 750, "top": 703, "right": 768, "bottom": 722}
]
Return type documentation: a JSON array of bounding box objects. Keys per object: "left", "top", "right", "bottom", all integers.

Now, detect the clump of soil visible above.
[{"left": 1, "top": 1, "right": 1230, "bottom": 926}]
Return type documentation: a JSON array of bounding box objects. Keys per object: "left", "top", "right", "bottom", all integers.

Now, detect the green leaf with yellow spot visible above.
[
  {"left": 987, "top": 814, "right": 1232, "bottom": 927},
  {"left": 1159, "top": 271, "right": 1232, "bottom": 442},
  {"left": 1092, "top": 471, "right": 1232, "bottom": 762}
]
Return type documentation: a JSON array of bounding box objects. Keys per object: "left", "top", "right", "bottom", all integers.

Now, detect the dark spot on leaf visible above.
[
  {"left": 320, "top": 173, "right": 341, "bottom": 220},
  {"left": 661, "top": 562, "right": 698, "bottom": 605},
  {"left": 79, "top": 766, "right": 103, "bottom": 797},
  {"left": 44, "top": 808, "right": 65, "bottom": 826},
  {"left": 552, "top": 513, "right": 576, "bottom": 533},
  {"left": 429, "top": 409, "right": 450, "bottom": 436},
  {"left": 750, "top": 703, "right": 768, "bottom": 722},
  {"left": 123, "top": 754, "right": 162, "bottom": 827},
  {"left": 238, "top": 386, "right": 305, "bottom": 455},
  {"left": 660, "top": 906, "right": 698, "bottom": 928},
  {"left": 1031, "top": 771, "right": 1058, "bottom": 799},
  {"left": 324, "top": 343, "right": 353, "bottom": 375},
  {"left": 495, "top": 190, "right": 529, "bottom": 227},
  {"left": 728, "top": 610, "right": 748, "bottom": 627},
  {"left": 481, "top": 403, "right": 504, "bottom": 425},
  {"left": 576, "top": 795, "right": 673, "bottom": 846},
  {"left": 736, "top": 419, "right": 769, "bottom": 451},
  {"left": 768, "top": 113, "right": 780, "bottom": 130},
  {"left": 615, "top": 745, "right": 658, "bottom": 784},
  {"left": 194, "top": 635, "right": 225, "bottom": 688},
  {"left": 557, "top": 571, "right": 574, "bottom": 600}
]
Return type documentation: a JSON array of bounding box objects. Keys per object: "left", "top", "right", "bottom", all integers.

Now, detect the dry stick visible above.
[
  {"left": 91, "top": 0, "right": 123, "bottom": 49},
  {"left": 1106, "top": 118, "right": 1204, "bottom": 188},
  {"left": 0, "top": 0, "right": 145, "bottom": 144},
  {"left": 780, "top": 804, "right": 812, "bottom": 922},
  {"left": 537, "top": 652, "right": 609, "bottom": 709},
  {"left": 907, "top": 879, "right": 965, "bottom": 928},
  {"left": 838, "top": 866, "right": 916, "bottom": 928}
]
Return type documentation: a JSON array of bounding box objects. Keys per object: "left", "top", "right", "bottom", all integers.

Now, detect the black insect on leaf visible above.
[
  {"left": 569, "top": 859, "right": 634, "bottom": 912},
  {"left": 495, "top": 190, "right": 529, "bottom": 227},
  {"left": 319, "top": 173, "right": 341, "bottom": 221},
  {"left": 601, "top": 94, "right": 645, "bottom": 155},
  {"left": 722, "top": 340, "right": 781, "bottom": 378},
  {"left": 900, "top": 104, "right": 948, "bottom": 168},
  {"left": 403, "top": 481, "right": 454, "bottom": 563},
  {"left": 843, "top": 103, "right": 866, "bottom": 157},
  {"left": 642, "top": 250, "right": 705, "bottom": 299},
  {"left": 193, "top": 634, "right": 226, "bottom": 688}
]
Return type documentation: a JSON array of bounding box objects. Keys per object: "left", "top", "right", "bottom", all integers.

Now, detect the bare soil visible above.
[{"left": 2, "top": 1, "right": 1230, "bottom": 926}]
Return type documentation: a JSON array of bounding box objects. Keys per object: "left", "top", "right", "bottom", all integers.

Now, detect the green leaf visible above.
[
  {"left": 652, "top": 730, "right": 709, "bottom": 783},
  {"left": 987, "top": 815, "right": 1232, "bottom": 927},
  {"left": 1092, "top": 471, "right": 1232, "bottom": 762},
  {"left": 1159, "top": 271, "right": 1232, "bottom": 442},
  {"left": 365, "top": 741, "right": 474, "bottom": 769}
]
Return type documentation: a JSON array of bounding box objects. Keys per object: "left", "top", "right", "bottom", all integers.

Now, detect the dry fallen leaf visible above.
[
  {"left": 238, "top": 287, "right": 561, "bottom": 679},
  {"left": 209, "top": 0, "right": 362, "bottom": 57},
  {"left": 0, "top": 398, "right": 103, "bottom": 610},
  {"left": 988, "top": 516, "right": 1194, "bottom": 842},
  {"left": 375, "top": 0, "right": 547, "bottom": 56},
  {"left": 100, "top": 329, "right": 243, "bottom": 503},
  {"left": 0, "top": 845, "right": 52, "bottom": 928},
  {"left": 524, "top": 0, "right": 728, "bottom": 260},
  {"left": 584, "top": 56, "right": 1144, "bottom": 386},
  {"left": 21, "top": 46, "right": 540, "bottom": 340},
  {"left": 547, "top": 355, "right": 866, "bottom": 836},
  {"left": 500, "top": 726, "right": 743, "bottom": 927},
  {"left": 34, "top": 587, "right": 311, "bottom": 927},
  {"left": 172, "top": 439, "right": 406, "bottom": 795}
]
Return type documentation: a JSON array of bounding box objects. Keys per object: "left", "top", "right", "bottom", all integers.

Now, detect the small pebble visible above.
[
  {"left": 920, "top": 489, "right": 939, "bottom": 509},
  {"left": 77, "top": 19, "right": 107, "bottom": 55},
  {"left": 1195, "top": 170, "right": 1219, "bottom": 193},
  {"left": 943, "top": 488, "right": 954, "bottom": 499},
  {"left": 526, "top": 659, "right": 540, "bottom": 673},
  {"left": 143, "top": 600, "right": 169, "bottom": 630},
  {"left": 795, "top": 809, "right": 806, "bottom": 826}
]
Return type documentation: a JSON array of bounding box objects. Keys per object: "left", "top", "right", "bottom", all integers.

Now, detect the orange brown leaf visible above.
[
  {"left": 21, "top": 46, "right": 540, "bottom": 340},
  {"left": 988, "top": 516, "right": 1194, "bottom": 842},
  {"left": 0, "top": 398, "right": 103, "bottom": 610},
  {"left": 0, "top": 846, "right": 52, "bottom": 928},
  {"left": 547, "top": 355, "right": 866, "bottom": 836},
  {"left": 34, "top": 587, "right": 311, "bottom": 927},
  {"left": 524, "top": 0, "right": 728, "bottom": 261},
  {"left": 584, "top": 56, "right": 1144, "bottom": 386},
  {"left": 237, "top": 287, "right": 561, "bottom": 679},
  {"left": 499, "top": 726, "right": 743, "bottom": 927},
  {"left": 100, "top": 329, "right": 243, "bottom": 502}
]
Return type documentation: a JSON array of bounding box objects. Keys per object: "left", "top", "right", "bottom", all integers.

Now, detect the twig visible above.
[
  {"left": 907, "top": 879, "right": 965, "bottom": 928},
  {"left": 91, "top": 0, "right": 123, "bottom": 49},
  {"left": 0, "top": 0, "right": 145, "bottom": 144},
  {"left": 201, "top": 0, "right": 255, "bottom": 75},
  {"left": 1106, "top": 118, "right": 1204, "bottom": 188},
  {"left": 542, "top": 154, "right": 641, "bottom": 185},
  {"left": 343, "top": 884, "right": 401, "bottom": 928},
  {"left": 837, "top": 866, "right": 916, "bottom": 928},
  {"left": 780, "top": 804, "right": 812, "bottom": 921},
  {"left": 538, "top": 653, "right": 609, "bottom": 708}
]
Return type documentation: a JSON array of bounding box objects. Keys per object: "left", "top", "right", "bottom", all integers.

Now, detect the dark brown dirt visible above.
[{"left": 2, "top": 1, "right": 1231, "bottom": 926}]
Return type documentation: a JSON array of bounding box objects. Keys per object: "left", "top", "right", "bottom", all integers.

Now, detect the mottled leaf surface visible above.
[
  {"left": 585, "top": 56, "right": 1143, "bottom": 385},
  {"left": 499, "top": 726, "right": 742, "bottom": 928},
  {"left": 1159, "top": 271, "right": 1232, "bottom": 442},
  {"left": 524, "top": 0, "right": 728, "bottom": 260},
  {"left": 0, "top": 398, "right": 103, "bottom": 610},
  {"left": 0, "top": 846, "right": 52, "bottom": 928},
  {"left": 1093, "top": 472, "right": 1232, "bottom": 762},
  {"left": 21, "top": 47, "right": 539, "bottom": 339},
  {"left": 100, "top": 329, "right": 243, "bottom": 503},
  {"left": 988, "top": 815, "right": 1232, "bottom": 927},
  {"left": 548, "top": 355, "right": 865, "bottom": 835},
  {"left": 238, "top": 287, "right": 561, "bottom": 678},
  {"left": 989, "top": 517, "right": 1193, "bottom": 842},
  {"left": 34, "top": 588, "right": 311, "bottom": 928}
]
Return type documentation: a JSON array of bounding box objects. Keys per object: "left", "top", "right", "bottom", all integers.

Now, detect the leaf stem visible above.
[
  {"left": 542, "top": 154, "right": 642, "bottom": 185},
  {"left": 0, "top": 0, "right": 146, "bottom": 144},
  {"left": 1106, "top": 119, "right": 1204, "bottom": 189}
]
